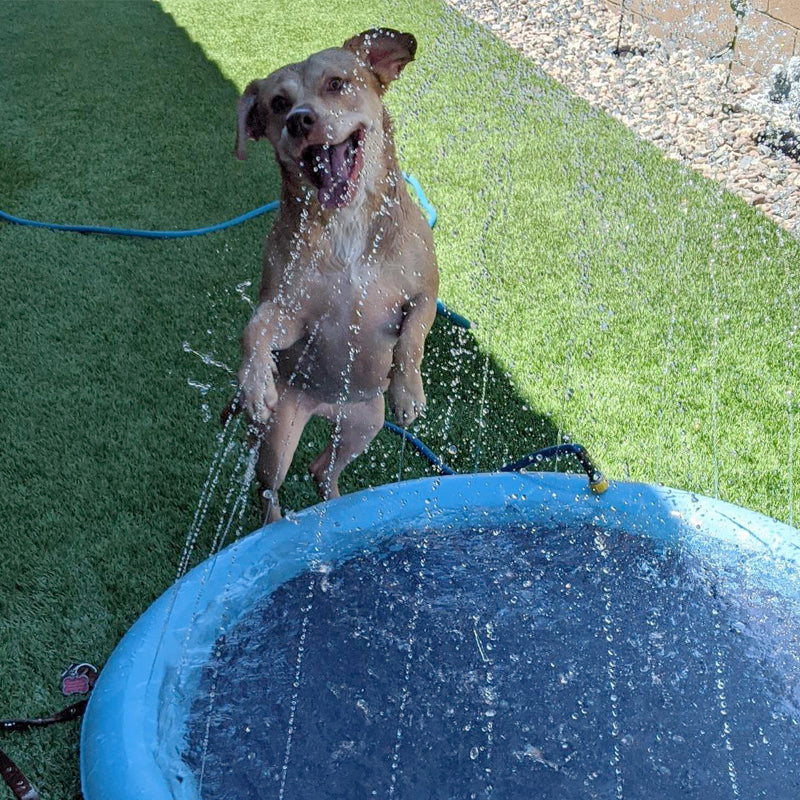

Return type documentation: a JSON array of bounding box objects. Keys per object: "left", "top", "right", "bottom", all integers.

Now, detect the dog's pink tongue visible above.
[{"left": 318, "top": 141, "right": 353, "bottom": 209}]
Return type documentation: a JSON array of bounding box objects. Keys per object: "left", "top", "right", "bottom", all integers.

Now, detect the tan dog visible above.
[{"left": 230, "top": 28, "right": 438, "bottom": 522}]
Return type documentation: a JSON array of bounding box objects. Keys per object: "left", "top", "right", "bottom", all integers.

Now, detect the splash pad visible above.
[{"left": 81, "top": 471, "right": 800, "bottom": 799}]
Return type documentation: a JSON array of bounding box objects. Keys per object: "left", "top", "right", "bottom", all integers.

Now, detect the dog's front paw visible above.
[
  {"left": 238, "top": 364, "right": 279, "bottom": 425},
  {"left": 388, "top": 375, "right": 426, "bottom": 428}
]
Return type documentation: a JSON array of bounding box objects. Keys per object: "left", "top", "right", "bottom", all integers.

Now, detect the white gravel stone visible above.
[{"left": 447, "top": 0, "right": 800, "bottom": 238}]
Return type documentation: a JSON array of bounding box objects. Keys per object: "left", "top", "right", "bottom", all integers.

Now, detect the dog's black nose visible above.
[{"left": 286, "top": 108, "right": 317, "bottom": 140}]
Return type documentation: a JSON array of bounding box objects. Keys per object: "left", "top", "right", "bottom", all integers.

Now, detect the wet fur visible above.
[{"left": 229, "top": 29, "right": 438, "bottom": 522}]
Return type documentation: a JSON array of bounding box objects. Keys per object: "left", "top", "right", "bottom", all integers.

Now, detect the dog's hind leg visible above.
[
  {"left": 309, "top": 395, "right": 385, "bottom": 501},
  {"left": 255, "top": 385, "right": 314, "bottom": 523}
]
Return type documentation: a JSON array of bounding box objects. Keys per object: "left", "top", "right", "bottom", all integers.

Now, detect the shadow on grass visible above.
[{"left": 0, "top": 3, "right": 564, "bottom": 798}]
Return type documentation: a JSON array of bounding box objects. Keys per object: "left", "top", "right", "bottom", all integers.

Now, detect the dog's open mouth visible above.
[{"left": 300, "top": 128, "right": 365, "bottom": 210}]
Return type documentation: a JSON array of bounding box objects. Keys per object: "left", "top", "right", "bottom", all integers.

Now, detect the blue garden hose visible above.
[
  {"left": 382, "top": 425, "right": 608, "bottom": 494},
  {"left": 0, "top": 174, "right": 470, "bottom": 328},
  {"left": 382, "top": 421, "right": 457, "bottom": 476},
  {"left": 434, "top": 300, "right": 472, "bottom": 330},
  {"left": 0, "top": 173, "right": 429, "bottom": 238},
  {"left": 402, "top": 172, "right": 436, "bottom": 228},
  {"left": 0, "top": 201, "right": 280, "bottom": 239},
  {"left": 500, "top": 443, "right": 609, "bottom": 493}
]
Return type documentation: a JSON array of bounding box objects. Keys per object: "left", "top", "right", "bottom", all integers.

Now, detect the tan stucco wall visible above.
[{"left": 605, "top": 0, "right": 800, "bottom": 76}]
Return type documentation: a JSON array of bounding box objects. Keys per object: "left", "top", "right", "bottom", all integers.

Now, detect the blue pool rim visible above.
[{"left": 80, "top": 472, "right": 800, "bottom": 800}]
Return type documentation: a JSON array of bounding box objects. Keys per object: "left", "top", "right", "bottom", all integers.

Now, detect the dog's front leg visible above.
[
  {"left": 238, "top": 301, "right": 303, "bottom": 425},
  {"left": 387, "top": 292, "right": 437, "bottom": 427}
]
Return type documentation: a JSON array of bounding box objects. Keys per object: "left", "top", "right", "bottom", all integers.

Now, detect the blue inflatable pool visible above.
[{"left": 81, "top": 472, "right": 800, "bottom": 799}]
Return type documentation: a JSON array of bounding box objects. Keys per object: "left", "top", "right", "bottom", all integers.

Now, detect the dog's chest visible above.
[
  {"left": 325, "top": 203, "right": 373, "bottom": 276},
  {"left": 297, "top": 202, "right": 407, "bottom": 337}
]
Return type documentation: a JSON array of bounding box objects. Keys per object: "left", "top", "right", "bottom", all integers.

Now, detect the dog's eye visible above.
[
  {"left": 327, "top": 77, "right": 345, "bottom": 93},
  {"left": 270, "top": 96, "right": 290, "bottom": 114}
]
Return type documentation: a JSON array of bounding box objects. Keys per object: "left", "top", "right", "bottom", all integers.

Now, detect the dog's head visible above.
[{"left": 235, "top": 28, "right": 416, "bottom": 210}]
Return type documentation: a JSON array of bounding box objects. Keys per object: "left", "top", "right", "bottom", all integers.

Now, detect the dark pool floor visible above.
[{"left": 183, "top": 523, "right": 800, "bottom": 799}]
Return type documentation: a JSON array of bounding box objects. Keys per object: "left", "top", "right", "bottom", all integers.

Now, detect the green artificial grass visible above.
[{"left": 1, "top": 0, "right": 798, "bottom": 796}]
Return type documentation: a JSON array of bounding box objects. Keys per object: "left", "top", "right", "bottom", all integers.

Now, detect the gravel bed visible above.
[{"left": 447, "top": 0, "right": 800, "bottom": 238}]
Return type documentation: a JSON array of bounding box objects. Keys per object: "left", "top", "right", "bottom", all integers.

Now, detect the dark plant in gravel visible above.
[{"left": 757, "top": 57, "right": 800, "bottom": 161}]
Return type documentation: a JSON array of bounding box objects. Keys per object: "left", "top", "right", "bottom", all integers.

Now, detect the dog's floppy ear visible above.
[
  {"left": 235, "top": 80, "right": 268, "bottom": 161},
  {"left": 343, "top": 28, "right": 416, "bottom": 91}
]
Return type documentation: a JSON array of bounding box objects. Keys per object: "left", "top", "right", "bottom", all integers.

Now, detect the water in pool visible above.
[{"left": 183, "top": 522, "right": 800, "bottom": 799}]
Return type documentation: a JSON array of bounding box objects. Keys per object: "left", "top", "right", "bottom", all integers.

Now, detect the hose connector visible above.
[{"left": 500, "top": 443, "right": 609, "bottom": 494}]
